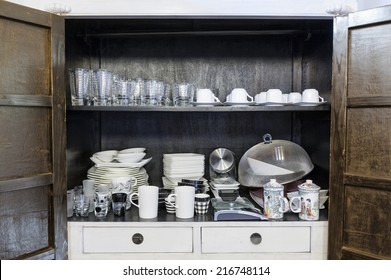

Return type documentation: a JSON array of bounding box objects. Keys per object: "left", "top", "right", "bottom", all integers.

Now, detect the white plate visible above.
[
  {"left": 224, "top": 101, "right": 256, "bottom": 106},
  {"left": 294, "top": 101, "right": 327, "bottom": 106},
  {"left": 255, "top": 102, "right": 289, "bottom": 106},
  {"left": 190, "top": 101, "right": 223, "bottom": 106},
  {"left": 210, "top": 182, "right": 240, "bottom": 190}
]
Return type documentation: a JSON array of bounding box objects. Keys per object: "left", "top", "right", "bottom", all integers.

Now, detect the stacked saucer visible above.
[
  {"left": 87, "top": 166, "right": 149, "bottom": 192},
  {"left": 162, "top": 153, "right": 205, "bottom": 190}
]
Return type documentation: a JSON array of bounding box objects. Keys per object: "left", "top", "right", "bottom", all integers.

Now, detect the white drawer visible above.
[
  {"left": 202, "top": 226, "right": 310, "bottom": 253},
  {"left": 83, "top": 226, "right": 193, "bottom": 253}
]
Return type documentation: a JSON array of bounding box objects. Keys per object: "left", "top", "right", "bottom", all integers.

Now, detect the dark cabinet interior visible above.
[{"left": 65, "top": 18, "right": 333, "bottom": 190}]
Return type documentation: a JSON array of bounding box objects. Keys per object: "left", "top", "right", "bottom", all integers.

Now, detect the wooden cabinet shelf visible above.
[{"left": 67, "top": 104, "right": 331, "bottom": 112}]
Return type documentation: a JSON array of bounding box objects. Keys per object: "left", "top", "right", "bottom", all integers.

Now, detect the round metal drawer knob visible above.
[
  {"left": 132, "top": 233, "right": 144, "bottom": 245},
  {"left": 250, "top": 233, "right": 262, "bottom": 245}
]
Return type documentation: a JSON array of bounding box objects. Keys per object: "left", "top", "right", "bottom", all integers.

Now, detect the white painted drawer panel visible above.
[
  {"left": 202, "top": 226, "right": 310, "bottom": 253},
  {"left": 83, "top": 227, "right": 193, "bottom": 253}
]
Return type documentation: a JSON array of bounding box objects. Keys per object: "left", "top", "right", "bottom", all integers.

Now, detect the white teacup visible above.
[
  {"left": 228, "top": 88, "right": 253, "bottom": 103},
  {"left": 130, "top": 185, "right": 159, "bottom": 219},
  {"left": 167, "top": 186, "right": 195, "bottom": 219},
  {"left": 288, "top": 92, "right": 302, "bottom": 103},
  {"left": 302, "top": 89, "right": 324, "bottom": 103},
  {"left": 255, "top": 92, "right": 267, "bottom": 103},
  {"left": 266, "top": 89, "right": 283, "bottom": 103},
  {"left": 196, "top": 89, "right": 220, "bottom": 103}
]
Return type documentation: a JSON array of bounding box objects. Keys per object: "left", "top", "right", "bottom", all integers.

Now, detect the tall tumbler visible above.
[
  {"left": 69, "top": 68, "right": 91, "bottom": 106},
  {"left": 113, "top": 78, "right": 131, "bottom": 106},
  {"left": 130, "top": 78, "right": 145, "bottom": 106},
  {"left": 92, "top": 69, "right": 112, "bottom": 106}
]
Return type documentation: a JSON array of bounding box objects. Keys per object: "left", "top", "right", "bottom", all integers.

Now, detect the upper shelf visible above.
[
  {"left": 7, "top": 0, "right": 343, "bottom": 18},
  {"left": 67, "top": 104, "right": 331, "bottom": 112}
]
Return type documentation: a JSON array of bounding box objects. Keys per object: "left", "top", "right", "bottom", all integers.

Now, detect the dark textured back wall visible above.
[{"left": 100, "top": 35, "right": 293, "bottom": 99}]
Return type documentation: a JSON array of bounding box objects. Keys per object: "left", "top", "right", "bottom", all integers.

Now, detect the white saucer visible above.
[
  {"left": 295, "top": 101, "right": 327, "bottom": 106},
  {"left": 255, "top": 102, "right": 289, "bottom": 106},
  {"left": 190, "top": 101, "right": 222, "bottom": 106},
  {"left": 224, "top": 101, "right": 255, "bottom": 106}
]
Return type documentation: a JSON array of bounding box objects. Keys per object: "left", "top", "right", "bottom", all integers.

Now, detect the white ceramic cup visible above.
[
  {"left": 266, "top": 89, "right": 283, "bottom": 103},
  {"left": 302, "top": 89, "right": 324, "bottom": 103},
  {"left": 196, "top": 89, "right": 220, "bottom": 103},
  {"left": 130, "top": 185, "right": 159, "bottom": 219},
  {"left": 229, "top": 88, "right": 253, "bottom": 103},
  {"left": 167, "top": 186, "right": 195, "bottom": 219},
  {"left": 288, "top": 92, "right": 302, "bottom": 103},
  {"left": 254, "top": 92, "right": 267, "bottom": 103}
]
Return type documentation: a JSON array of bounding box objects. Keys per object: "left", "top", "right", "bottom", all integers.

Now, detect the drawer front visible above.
[
  {"left": 202, "top": 226, "right": 310, "bottom": 253},
  {"left": 83, "top": 227, "right": 193, "bottom": 253}
]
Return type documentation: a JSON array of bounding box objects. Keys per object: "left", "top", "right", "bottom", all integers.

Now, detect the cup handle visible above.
[
  {"left": 319, "top": 96, "right": 324, "bottom": 102},
  {"left": 167, "top": 194, "right": 177, "bottom": 208},
  {"left": 129, "top": 193, "right": 139, "bottom": 208},
  {"left": 246, "top": 93, "right": 254, "bottom": 102},
  {"left": 289, "top": 196, "right": 301, "bottom": 213},
  {"left": 279, "top": 197, "right": 290, "bottom": 213},
  {"left": 131, "top": 177, "right": 138, "bottom": 188}
]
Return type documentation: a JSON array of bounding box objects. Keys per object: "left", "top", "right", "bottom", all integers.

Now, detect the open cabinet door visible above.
[
  {"left": 329, "top": 6, "right": 391, "bottom": 259},
  {"left": 0, "top": 2, "right": 66, "bottom": 259}
]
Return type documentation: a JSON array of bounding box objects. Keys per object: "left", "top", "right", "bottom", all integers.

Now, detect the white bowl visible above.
[
  {"left": 319, "top": 196, "right": 329, "bottom": 209},
  {"left": 94, "top": 150, "right": 118, "bottom": 157},
  {"left": 119, "top": 148, "right": 146, "bottom": 154},
  {"left": 94, "top": 155, "right": 114, "bottom": 162},
  {"left": 115, "top": 152, "right": 145, "bottom": 159},
  {"left": 115, "top": 153, "right": 146, "bottom": 163}
]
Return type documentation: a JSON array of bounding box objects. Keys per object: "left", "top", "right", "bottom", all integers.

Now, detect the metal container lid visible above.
[{"left": 209, "top": 148, "right": 235, "bottom": 173}]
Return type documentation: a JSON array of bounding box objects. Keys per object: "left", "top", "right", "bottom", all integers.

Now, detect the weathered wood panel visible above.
[
  {"left": 344, "top": 185, "right": 391, "bottom": 258},
  {"left": 0, "top": 185, "right": 50, "bottom": 259},
  {"left": 0, "top": 107, "right": 52, "bottom": 181},
  {"left": 328, "top": 15, "right": 349, "bottom": 260},
  {"left": 346, "top": 108, "right": 391, "bottom": 178},
  {"left": 348, "top": 23, "right": 391, "bottom": 98},
  {"left": 0, "top": 17, "right": 50, "bottom": 96}
]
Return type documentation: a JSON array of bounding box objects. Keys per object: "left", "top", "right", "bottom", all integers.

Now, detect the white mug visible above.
[
  {"left": 288, "top": 92, "right": 302, "bottom": 103},
  {"left": 266, "top": 89, "right": 283, "bottom": 103},
  {"left": 254, "top": 92, "right": 267, "bottom": 103},
  {"left": 130, "top": 185, "right": 159, "bottom": 219},
  {"left": 196, "top": 89, "right": 220, "bottom": 103},
  {"left": 229, "top": 88, "right": 253, "bottom": 103},
  {"left": 167, "top": 186, "right": 195, "bottom": 219},
  {"left": 302, "top": 89, "right": 324, "bottom": 103}
]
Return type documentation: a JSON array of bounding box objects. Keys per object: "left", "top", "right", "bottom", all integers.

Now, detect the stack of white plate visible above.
[
  {"left": 87, "top": 166, "right": 149, "bottom": 192},
  {"left": 162, "top": 153, "right": 205, "bottom": 189}
]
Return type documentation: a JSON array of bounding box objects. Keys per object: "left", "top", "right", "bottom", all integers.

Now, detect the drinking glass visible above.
[
  {"left": 92, "top": 69, "right": 112, "bottom": 106},
  {"left": 69, "top": 68, "right": 91, "bottom": 106}
]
